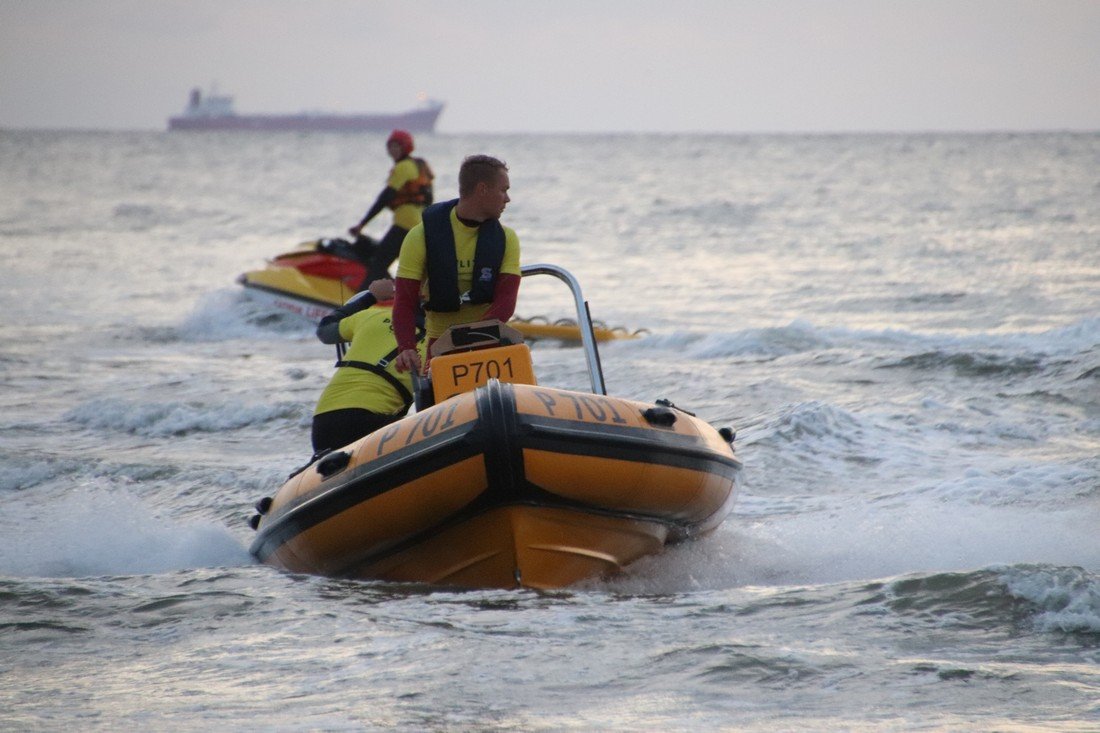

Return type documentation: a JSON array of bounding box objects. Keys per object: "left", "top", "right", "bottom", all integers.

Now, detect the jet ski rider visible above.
[{"left": 348, "top": 130, "right": 434, "bottom": 288}]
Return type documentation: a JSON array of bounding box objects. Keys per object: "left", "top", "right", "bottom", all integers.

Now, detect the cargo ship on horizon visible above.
[{"left": 167, "top": 88, "right": 444, "bottom": 133}]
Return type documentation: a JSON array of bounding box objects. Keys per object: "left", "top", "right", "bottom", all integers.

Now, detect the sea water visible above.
[{"left": 1, "top": 129, "right": 1097, "bottom": 731}]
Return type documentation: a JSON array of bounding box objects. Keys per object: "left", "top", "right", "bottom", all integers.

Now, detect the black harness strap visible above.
[
  {"left": 335, "top": 360, "right": 414, "bottom": 411},
  {"left": 333, "top": 326, "right": 425, "bottom": 411}
]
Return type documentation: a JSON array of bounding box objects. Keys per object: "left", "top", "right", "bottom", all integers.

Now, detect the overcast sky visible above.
[{"left": 2, "top": 0, "right": 1098, "bottom": 133}]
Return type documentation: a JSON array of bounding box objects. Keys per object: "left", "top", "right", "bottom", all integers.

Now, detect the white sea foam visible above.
[
  {"left": 918, "top": 461, "right": 1099, "bottom": 508},
  {"left": 602, "top": 493, "right": 1100, "bottom": 594},
  {"left": 176, "top": 288, "right": 310, "bottom": 342},
  {"left": 759, "top": 501, "right": 1097, "bottom": 585},
  {"left": 0, "top": 483, "right": 250, "bottom": 578}
]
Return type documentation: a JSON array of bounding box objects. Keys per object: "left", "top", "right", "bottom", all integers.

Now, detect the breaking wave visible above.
[
  {"left": 632, "top": 316, "right": 1100, "bottom": 367},
  {"left": 65, "top": 397, "right": 305, "bottom": 437}
]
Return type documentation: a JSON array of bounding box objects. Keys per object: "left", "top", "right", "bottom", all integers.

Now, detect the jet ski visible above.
[{"left": 237, "top": 237, "right": 646, "bottom": 341}]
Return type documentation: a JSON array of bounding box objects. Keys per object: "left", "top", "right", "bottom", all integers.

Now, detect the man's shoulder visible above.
[
  {"left": 345, "top": 303, "right": 392, "bottom": 327},
  {"left": 402, "top": 222, "right": 427, "bottom": 245},
  {"left": 396, "top": 225, "right": 427, "bottom": 278}
]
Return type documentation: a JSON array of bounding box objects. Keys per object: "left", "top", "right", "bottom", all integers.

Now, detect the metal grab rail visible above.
[{"left": 520, "top": 263, "right": 607, "bottom": 395}]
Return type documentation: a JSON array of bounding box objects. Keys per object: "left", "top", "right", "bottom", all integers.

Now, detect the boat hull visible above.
[
  {"left": 250, "top": 380, "right": 740, "bottom": 589},
  {"left": 357, "top": 505, "right": 669, "bottom": 589}
]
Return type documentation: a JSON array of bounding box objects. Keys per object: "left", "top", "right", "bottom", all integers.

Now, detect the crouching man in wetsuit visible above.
[
  {"left": 311, "top": 278, "right": 426, "bottom": 457},
  {"left": 390, "top": 154, "right": 522, "bottom": 376}
]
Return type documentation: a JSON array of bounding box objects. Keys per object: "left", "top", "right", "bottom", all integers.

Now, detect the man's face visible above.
[{"left": 477, "top": 171, "right": 511, "bottom": 220}]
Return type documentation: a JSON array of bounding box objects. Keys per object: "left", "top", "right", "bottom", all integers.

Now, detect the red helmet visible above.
[{"left": 387, "top": 129, "right": 414, "bottom": 156}]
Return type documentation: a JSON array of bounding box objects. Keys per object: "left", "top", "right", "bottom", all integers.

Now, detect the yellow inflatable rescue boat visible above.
[{"left": 248, "top": 264, "right": 739, "bottom": 589}]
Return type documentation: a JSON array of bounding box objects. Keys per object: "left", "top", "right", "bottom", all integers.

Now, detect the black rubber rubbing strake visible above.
[{"left": 477, "top": 379, "right": 526, "bottom": 500}]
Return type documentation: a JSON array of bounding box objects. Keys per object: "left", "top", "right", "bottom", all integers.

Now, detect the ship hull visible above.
[{"left": 169, "top": 106, "right": 443, "bottom": 133}]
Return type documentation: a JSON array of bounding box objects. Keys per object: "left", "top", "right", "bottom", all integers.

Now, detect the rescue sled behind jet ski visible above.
[{"left": 237, "top": 238, "right": 647, "bottom": 341}]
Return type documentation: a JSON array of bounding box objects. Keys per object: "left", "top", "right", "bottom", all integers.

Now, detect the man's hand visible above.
[{"left": 394, "top": 348, "right": 422, "bottom": 374}]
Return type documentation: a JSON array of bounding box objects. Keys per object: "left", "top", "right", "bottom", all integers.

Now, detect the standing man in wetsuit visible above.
[
  {"left": 311, "top": 278, "right": 426, "bottom": 456},
  {"left": 391, "top": 154, "right": 521, "bottom": 375},
  {"left": 348, "top": 130, "right": 434, "bottom": 288}
]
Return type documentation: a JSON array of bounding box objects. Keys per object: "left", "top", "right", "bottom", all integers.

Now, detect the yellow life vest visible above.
[{"left": 390, "top": 157, "right": 434, "bottom": 209}]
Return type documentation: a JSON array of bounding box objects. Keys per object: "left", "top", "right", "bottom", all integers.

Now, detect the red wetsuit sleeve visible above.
[
  {"left": 393, "top": 277, "right": 422, "bottom": 352},
  {"left": 482, "top": 273, "right": 521, "bottom": 323}
]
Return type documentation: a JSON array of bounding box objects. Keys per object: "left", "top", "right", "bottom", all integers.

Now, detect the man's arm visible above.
[
  {"left": 481, "top": 273, "right": 521, "bottom": 323},
  {"left": 392, "top": 276, "right": 423, "bottom": 373},
  {"left": 349, "top": 187, "right": 397, "bottom": 235},
  {"left": 314, "top": 279, "right": 395, "bottom": 343}
]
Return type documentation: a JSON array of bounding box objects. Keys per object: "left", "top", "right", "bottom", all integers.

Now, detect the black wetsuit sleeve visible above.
[
  {"left": 358, "top": 188, "right": 398, "bottom": 226},
  {"left": 315, "top": 291, "right": 378, "bottom": 343},
  {"left": 316, "top": 321, "right": 342, "bottom": 345}
]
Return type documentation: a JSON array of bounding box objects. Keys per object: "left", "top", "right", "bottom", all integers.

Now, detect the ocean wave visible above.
[
  {"left": 730, "top": 400, "right": 921, "bottom": 497},
  {"left": 875, "top": 351, "right": 1045, "bottom": 377},
  {"left": 1000, "top": 565, "right": 1100, "bottom": 634},
  {"left": 1, "top": 453, "right": 207, "bottom": 496},
  {"left": 651, "top": 642, "right": 829, "bottom": 688},
  {"left": 981, "top": 317, "right": 1100, "bottom": 356},
  {"left": 875, "top": 566, "right": 1100, "bottom": 636},
  {"left": 740, "top": 400, "right": 881, "bottom": 456},
  {"left": 110, "top": 201, "right": 235, "bottom": 233},
  {"left": 658, "top": 199, "right": 763, "bottom": 228},
  {"left": 598, "top": 551, "right": 1100, "bottom": 640},
  {"left": 64, "top": 397, "right": 304, "bottom": 437},
  {"left": 111, "top": 202, "right": 162, "bottom": 231},
  {"left": 632, "top": 316, "right": 1100, "bottom": 367},
  {"left": 803, "top": 565, "right": 1100, "bottom": 637},
  {"left": 630, "top": 320, "right": 836, "bottom": 360},
  {"left": 880, "top": 569, "right": 1030, "bottom": 629},
  {"left": 901, "top": 292, "right": 969, "bottom": 305},
  {"left": 0, "top": 456, "right": 82, "bottom": 492},
  {"left": 763, "top": 400, "right": 866, "bottom": 441}
]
